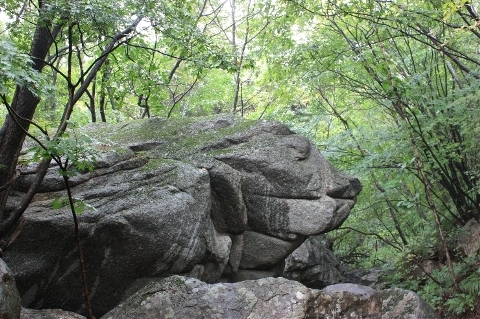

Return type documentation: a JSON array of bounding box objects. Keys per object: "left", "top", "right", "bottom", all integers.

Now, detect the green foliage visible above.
[
  {"left": 182, "top": 69, "right": 234, "bottom": 115},
  {"left": 0, "top": 40, "right": 46, "bottom": 97},
  {"left": 415, "top": 257, "right": 480, "bottom": 316},
  {"left": 375, "top": 251, "right": 480, "bottom": 316},
  {"left": 445, "top": 293, "right": 476, "bottom": 315},
  {"left": 52, "top": 196, "right": 95, "bottom": 214},
  {"left": 32, "top": 129, "right": 97, "bottom": 177}
]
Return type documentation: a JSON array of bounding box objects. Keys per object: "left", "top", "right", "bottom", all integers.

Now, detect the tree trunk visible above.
[{"left": 0, "top": 10, "right": 59, "bottom": 220}]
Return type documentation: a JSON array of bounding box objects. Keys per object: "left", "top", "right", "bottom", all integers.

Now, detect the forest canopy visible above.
[{"left": 1, "top": 0, "right": 480, "bottom": 317}]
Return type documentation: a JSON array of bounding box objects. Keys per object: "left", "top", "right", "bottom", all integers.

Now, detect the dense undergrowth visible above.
[
  {"left": 398, "top": 257, "right": 480, "bottom": 317},
  {"left": 333, "top": 227, "right": 480, "bottom": 318}
]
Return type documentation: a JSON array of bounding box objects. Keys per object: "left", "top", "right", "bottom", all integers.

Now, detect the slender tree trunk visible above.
[
  {"left": 49, "top": 58, "right": 62, "bottom": 121},
  {"left": 99, "top": 61, "right": 111, "bottom": 122},
  {"left": 87, "top": 82, "right": 97, "bottom": 122},
  {"left": 107, "top": 87, "right": 117, "bottom": 111},
  {"left": 0, "top": 9, "right": 60, "bottom": 219},
  {"left": 230, "top": 0, "right": 240, "bottom": 114},
  {"left": 411, "top": 136, "right": 459, "bottom": 291}
]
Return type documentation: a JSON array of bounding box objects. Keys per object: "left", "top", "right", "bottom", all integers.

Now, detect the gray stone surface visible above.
[
  {"left": 283, "top": 235, "right": 344, "bottom": 288},
  {"left": 341, "top": 266, "right": 384, "bottom": 288},
  {"left": 231, "top": 269, "right": 275, "bottom": 282},
  {"left": 239, "top": 230, "right": 300, "bottom": 269},
  {"left": 6, "top": 115, "right": 362, "bottom": 317},
  {"left": 458, "top": 218, "right": 480, "bottom": 256},
  {"left": 381, "top": 288, "right": 441, "bottom": 319},
  {"left": 101, "top": 276, "right": 315, "bottom": 319},
  {"left": 0, "top": 258, "right": 21, "bottom": 319},
  {"left": 307, "top": 283, "right": 382, "bottom": 319},
  {"left": 21, "top": 308, "right": 86, "bottom": 319},
  {"left": 100, "top": 276, "right": 440, "bottom": 319}
]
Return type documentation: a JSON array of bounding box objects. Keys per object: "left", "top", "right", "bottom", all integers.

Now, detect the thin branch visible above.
[{"left": 337, "top": 226, "right": 403, "bottom": 251}]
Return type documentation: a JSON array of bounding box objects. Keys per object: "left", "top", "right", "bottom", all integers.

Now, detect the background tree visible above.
[
  {"left": 0, "top": 0, "right": 146, "bottom": 237},
  {"left": 276, "top": 0, "right": 480, "bottom": 315}
]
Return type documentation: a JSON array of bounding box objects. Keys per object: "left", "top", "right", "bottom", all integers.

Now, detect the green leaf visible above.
[{"left": 52, "top": 197, "right": 67, "bottom": 209}]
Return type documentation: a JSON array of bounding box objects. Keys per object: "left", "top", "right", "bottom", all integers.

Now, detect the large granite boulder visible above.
[
  {"left": 100, "top": 275, "right": 440, "bottom": 319},
  {"left": 5, "top": 115, "right": 362, "bottom": 316}
]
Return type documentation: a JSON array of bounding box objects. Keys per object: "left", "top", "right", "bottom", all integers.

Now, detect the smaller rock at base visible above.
[
  {"left": 100, "top": 276, "right": 441, "bottom": 319},
  {"left": 21, "top": 308, "right": 86, "bottom": 319},
  {"left": 283, "top": 235, "right": 344, "bottom": 288},
  {"left": 239, "top": 231, "right": 299, "bottom": 269},
  {"left": 306, "top": 283, "right": 382, "bottom": 319},
  {"left": 381, "top": 288, "right": 440, "bottom": 319},
  {"left": 0, "top": 259, "right": 21, "bottom": 319},
  {"left": 231, "top": 269, "right": 275, "bottom": 282}
]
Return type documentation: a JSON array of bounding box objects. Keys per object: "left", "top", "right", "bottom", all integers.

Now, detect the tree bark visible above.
[{"left": 0, "top": 8, "right": 60, "bottom": 220}]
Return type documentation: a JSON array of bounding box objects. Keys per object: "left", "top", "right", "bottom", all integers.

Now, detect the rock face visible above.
[
  {"left": 0, "top": 258, "right": 21, "bottom": 319},
  {"left": 101, "top": 275, "right": 440, "bottom": 319},
  {"left": 458, "top": 219, "right": 480, "bottom": 256},
  {"left": 21, "top": 308, "right": 86, "bottom": 319},
  {"left": 381, "top": 288, "right": 440, "bottom": 319},
  {"left": 283, "top": 235, "right": 344, "bottom": 288},
  {"left": 5, "top": 115, "right": 361, "bottom": 317}
]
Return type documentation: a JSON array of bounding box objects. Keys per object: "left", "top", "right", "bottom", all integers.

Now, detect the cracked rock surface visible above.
[
  {"left": 101, "top": 276, "right": 440, "bottom": 319},
  {"left": 5, "top": 115, "right": 362, "bottom": 317}
]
